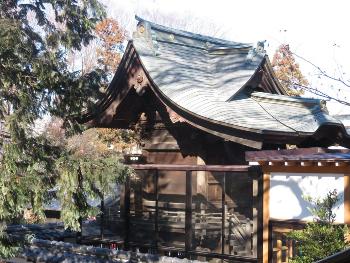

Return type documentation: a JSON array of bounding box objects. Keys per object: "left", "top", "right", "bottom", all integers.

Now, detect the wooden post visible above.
[
  {"left": 124, "top": 176, "right": 131, "bottom": 250},
  {"left": 185, "top": 170, "right": 193, "bottom": 256},
  {"left": 252, "top": 167, "right": 262, "bottom": 259},
  {"left": 221, "top": 172, "right": 226, "bottom": 255},
  {"left": 262, "top": 172, "right": 270, "bottom": 263},
  {"left": 154, "top": 169, "right": 159, "bottom": 251},
  {"left": 276, "top": 234, "right": 282, "bottom": 263},
  {"left": 288, "top": 239, "right": 293, "bottom": 259},
  {"left": 344, "top": 174, "right": 350, "bottom": 226}
]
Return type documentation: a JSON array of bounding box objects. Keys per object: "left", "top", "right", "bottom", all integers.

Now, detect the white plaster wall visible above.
[{"left": 270, "top": 172, "right": 344, "bottom": 223}]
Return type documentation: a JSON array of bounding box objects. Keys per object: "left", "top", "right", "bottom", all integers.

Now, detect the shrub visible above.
[{"left": 288, "top": 190, "right": 349, "bottom": 263}]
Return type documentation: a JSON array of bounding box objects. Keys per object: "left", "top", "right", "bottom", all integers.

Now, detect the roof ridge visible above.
[
  {"left": 135, "top": 15, "right": 252, "bottom": 48},
  {"left": 251, "top": 92, "right": 323, "bottom": 105}
]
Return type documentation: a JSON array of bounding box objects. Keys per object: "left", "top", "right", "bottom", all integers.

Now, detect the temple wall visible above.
[{"left": 270, "top": 172, "right": 344, "bottom": 223}]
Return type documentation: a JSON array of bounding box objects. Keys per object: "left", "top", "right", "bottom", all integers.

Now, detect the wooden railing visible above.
[
  {"left": 270, "top": 219, "right": 305, "bottom": 263},
  {"left": 270, "top": 219, "right": 350, "bottom": 263},
  {"left": 123, "top": 164, "right": 262, "bottom": 262}
]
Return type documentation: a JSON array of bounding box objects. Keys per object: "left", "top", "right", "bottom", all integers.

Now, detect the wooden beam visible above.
[
  {"left": 300, "top": 161, "right": 316, "bottom": 167},
  {"left": 262, "top": 172, "right": 270, "bottom": 263},
  {"left": 261, "top": 165, "right": 350, "bottom": 174},
  {"left": 258, "top": 161, "right": 268, "bottom": 166},
  {"left": 131, "top": 164, "right": 251, "bottom": 172},
  {"left": 317, "top": 161, "right": 331, "bottom": 167},
  {"left": 268, "top": 161, "right": 283, "bottom": 166},
  {"left": 284, "top": 161, "right": 297, "bottom": 167},
  {"left": 336, "top": 161, "right": 349, "bottom": 167}
]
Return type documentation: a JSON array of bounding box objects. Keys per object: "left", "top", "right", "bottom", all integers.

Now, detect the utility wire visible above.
[
  {"left": 251, "top": 96, "right": 299, "bottom": 134},
  {"left": 288, "top": 81, "right": 350, "bottom": 107}
]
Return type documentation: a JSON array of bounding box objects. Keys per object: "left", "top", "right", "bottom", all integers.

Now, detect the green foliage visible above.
[
  {"left": 0, "top": 223, "right": 20, "bottom": 259},
  {"left": 0, "top": 136, "right": 60, "bottom": 223},
  {"left": 56, "top": 156, "right": 130, "bottom": 231},
  {"left": 288, "top": 190, "right": 349, "bottom": 263},
  {"left": 43, "top": 119, "right": 136, "bottom": 232},
  {"left": 0, "top": 0, "right": 133, "bottom": 258},
  {"left": 306, "top": 189, "right": 339, "bottom": 223}
]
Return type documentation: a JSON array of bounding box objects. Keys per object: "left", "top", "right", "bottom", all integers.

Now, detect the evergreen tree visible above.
[
  {"left": 0, "top": 1, "right": 132, "bottom": 258},
  {"left": 44, "top": 119, "right": 135, "bottom": 231},
  {"left": 288, "top": 190, "right": 349, "bottom": 263},
  {"left": 272, "top": 44, "right": 309, "bottom": 96}
]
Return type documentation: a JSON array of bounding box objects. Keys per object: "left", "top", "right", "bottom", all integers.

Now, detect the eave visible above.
[{"left": 81, "top": 41, "right": 350, "bottom": 150}]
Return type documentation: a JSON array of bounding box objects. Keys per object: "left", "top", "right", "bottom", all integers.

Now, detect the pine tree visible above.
[
  {"left": 0, "top": 1, "right": 131, "bottom": 258},
  {"left": 44, "top": 118, "right": 136, "bottom": 231},
  {"left": 272, "top": 44, "right": 309, "bottom": 96}
]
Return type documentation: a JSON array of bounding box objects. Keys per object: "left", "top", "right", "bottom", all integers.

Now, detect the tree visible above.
[
  {"left": 288, "top": 190, "right": 349, "bottom": 263},
  {"left": 0, "top": 1, "right": 131, "bottom": 258},
  {"left": 44, "top": 118, "right": 136, "bottom": 234},
  {"left": 67, "top": 17, "right": 126, "bottom": 77},
  {"left": 271, "top": 44, "right": 309, "bottom": 96},
  {"left": 95, "top": 18, "right": 126, "bottom": 75}
]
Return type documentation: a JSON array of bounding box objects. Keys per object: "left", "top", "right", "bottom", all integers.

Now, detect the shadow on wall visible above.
[{"left": 270, "top": 174, "right": 344, "bottom": 221}]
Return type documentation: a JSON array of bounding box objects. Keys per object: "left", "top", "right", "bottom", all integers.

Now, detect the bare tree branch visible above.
[
  {"left": 292, "top": 52, "right": 350, "bottom": 88},
  {"left": 286, "top": 81, "right": 350, "bottom": 107}
]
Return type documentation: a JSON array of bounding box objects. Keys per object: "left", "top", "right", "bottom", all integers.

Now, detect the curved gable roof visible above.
[{"left": 83, "top": 17, "right": 350, "bottom": 149}]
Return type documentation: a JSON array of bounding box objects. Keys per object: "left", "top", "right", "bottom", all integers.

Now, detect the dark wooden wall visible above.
[{"left": 117, "top": 91, "right": 260, "bottom": 258}]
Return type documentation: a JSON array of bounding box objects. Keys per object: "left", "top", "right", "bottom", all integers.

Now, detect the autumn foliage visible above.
[
  {"left": 272, "top": 44, "right": 309, "bottom": 96},
  {"left": 95, "top": 18, "right": 126, "bottom": 74}
]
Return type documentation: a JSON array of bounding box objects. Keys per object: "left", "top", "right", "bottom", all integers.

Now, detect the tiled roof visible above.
[
  {"left": 246, "top": 147, "right": 350, "bottom": 162},
  {"left": 132, "top": 17, "right": 345, "bottom": 135}
]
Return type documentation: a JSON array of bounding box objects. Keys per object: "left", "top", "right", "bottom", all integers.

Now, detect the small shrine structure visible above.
[{"left": 246, "top": 147, "right": 350, "bottom": 263}]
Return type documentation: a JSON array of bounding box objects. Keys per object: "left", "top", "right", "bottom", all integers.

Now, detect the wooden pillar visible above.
[
  {"left": 123, "top": 176, "right": 131, "bottom": 250},
  {"left": 288, "top": 239, "right": 294, "bottom": 259},
  {"left": 185, "top": 170, "right": 193, "bottom": 256},
  {"left": 221, "top": 172, "right": 226, "bottom": 255},
  {"left": 154, "top": 169, "right": 159, "bottom": 251},
  {"left": 276, "top": 233, "right": 282, "bottom": 263},
  {"left": 262, "top": 172, "right": 270, "bottom": 263},
  {"left": 252, "top": 166, "right": 262, "bottom": 259},
  {"left": 344, "top": 173, "right": 350, "bottom": 242}
]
